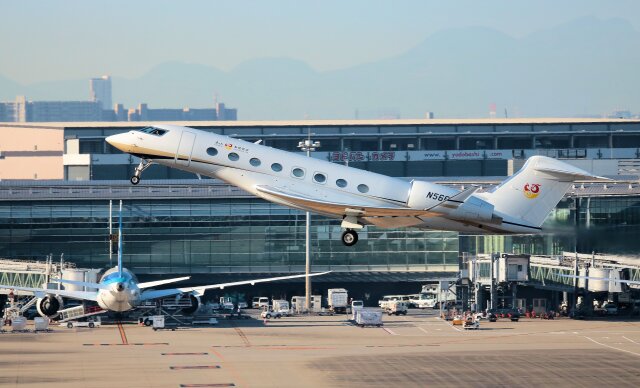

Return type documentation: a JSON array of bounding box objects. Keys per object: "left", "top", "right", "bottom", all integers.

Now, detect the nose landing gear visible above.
[
  {"left": 341, "top": 229, "right": 358, "bottom": 246},
  {"left": 130, "top": 159, "right": 153, "bottom": 185}
]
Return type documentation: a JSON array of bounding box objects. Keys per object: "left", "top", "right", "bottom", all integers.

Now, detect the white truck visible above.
[
  {"left": 384, "top": 301, "right": 408, "bottom": 316},
  {"left": 327, "top": 288, "right": 349, "bottom": 314},
  {"left": 252, "top": 297, "right": 269, "bottom": 309},
  {"left": 291, "top": 295, "right": 322, "bottom": 313},
  {"left": 417, "top": 283, "right": 456, "bottom": 309},
  {"left": 409, "top": 293, "right": 438, "bottom": 309},
  {"left": 272, "top": 299, "right": 291, "bottom": 316},
  {"left": 378, "top": 295, "right": 410, "bottom": 309}
]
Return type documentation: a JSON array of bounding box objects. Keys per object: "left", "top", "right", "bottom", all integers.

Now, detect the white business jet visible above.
[
  {"left": 0, "top": 202, "right": 329, "bottom": 318},
  {"left": 106, "top": 125, "right": 608, "bottom": 246}
]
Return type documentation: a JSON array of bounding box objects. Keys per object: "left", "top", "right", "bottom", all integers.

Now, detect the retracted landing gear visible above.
[
  {"left": 130, "top": 159, "right": 153, "bottom": 185},
  {"left": 341, "top": 229, "right": 358, "bottom": 246}
]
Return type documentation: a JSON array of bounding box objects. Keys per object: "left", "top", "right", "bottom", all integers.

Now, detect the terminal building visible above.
[{"left": 0, "top": 118, "right": 639, "bottom": 303}]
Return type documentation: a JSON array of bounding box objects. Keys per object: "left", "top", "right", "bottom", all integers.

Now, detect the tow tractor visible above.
[{"left": 463, "top": 316, "right": 480, "bottom": 330}]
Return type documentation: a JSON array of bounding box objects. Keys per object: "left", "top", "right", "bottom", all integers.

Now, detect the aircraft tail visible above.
[
  {"left": 484, "top": 156, "right": 609, "bottom": 227},
  {"left": 118, "top": 200, "right": 123, "bottom": 278}
]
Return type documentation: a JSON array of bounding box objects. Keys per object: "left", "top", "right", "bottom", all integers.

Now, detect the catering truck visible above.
[{"left": 327, "top": 288, "right": 349, "bottom": 314}]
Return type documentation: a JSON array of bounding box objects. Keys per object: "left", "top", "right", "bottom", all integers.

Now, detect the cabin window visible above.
[
  {"left": 292, "top": 167, "right": 305, "bottom": 178},
  {"left": 357, "top": 184, "right": 370, "bottom": 193},
  {"left": 271, "top": 163, "right": 283, "bottom": 172},
  {"left": 336, "top": 179, "right": 348, "bottom": 188},
  {"left": 250, "top": 158, "right": 261, "bottom": 167},
  {"left": 206, "top": 147, "right": 218, "bottom": 156},
  {"left": 228, "top": 152, "right": 240, "bottom": 161},
  {"left": 313, "top": 173, "right": 327, "bottom": 184}
]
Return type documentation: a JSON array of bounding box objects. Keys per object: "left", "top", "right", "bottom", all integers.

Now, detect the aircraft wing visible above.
[
  {"left": 138, "top": 276, "right": 191, "bottom": 289},
  {"left": 139, "top": 271, "right": 331, "bottom": 301},
  {"left": 0, "top": 284, "right": 98, "bottom": 301},
  {"left": 255, "top": 185, "right": 435, "bottom": 217}
]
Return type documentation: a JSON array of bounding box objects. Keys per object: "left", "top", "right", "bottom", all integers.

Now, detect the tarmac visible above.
[{"left": 2, "top": 310, "right": 640, "bottom": 387}]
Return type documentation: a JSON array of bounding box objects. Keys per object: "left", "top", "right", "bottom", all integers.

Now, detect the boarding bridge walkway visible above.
[
  {"left": 528, "top": 252, "right": 640, "bottom": 292},
  {"left": 0, "top": 258, "right": 65, "bottom": 294}
]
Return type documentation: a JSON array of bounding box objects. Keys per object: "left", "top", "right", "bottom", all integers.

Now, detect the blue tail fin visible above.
[{"left": 118, "top": 200, "right": 123, "bottom": 278}]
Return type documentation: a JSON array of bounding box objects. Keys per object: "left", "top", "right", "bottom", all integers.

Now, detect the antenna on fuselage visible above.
[{"left": 118, "top": 200, "right": 123, "bottom": 278}]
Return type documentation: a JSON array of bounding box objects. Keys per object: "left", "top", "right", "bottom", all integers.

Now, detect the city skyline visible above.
[{"left": 1, "top": 1, "right": 639, "bottom": 119}]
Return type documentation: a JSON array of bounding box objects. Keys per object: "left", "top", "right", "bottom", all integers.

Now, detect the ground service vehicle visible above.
[
  {"left": 65, "top": 316, "right": 101, "bottom": 328},
  {"left": 261, "top": 309, "right": 282, "bottom": 319},
  {"left": 327, "top": 288, "right": 349, "bottom": 314},
  {"left": 252, "top": 297, "right": 269, "bottom": 309},
  {"left": 354, "top": 309, "right": 383, "bottom": 327},
  {"left": 272, "top": 300, "right": 291, "bottom": 316},
  {"left": 385, "top": 301, "right": 408, "bottom": 316}
]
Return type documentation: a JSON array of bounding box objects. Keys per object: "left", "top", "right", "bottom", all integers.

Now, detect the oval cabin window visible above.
[{"left": 357, "top": 184, "right": 370, "bottom": 193}]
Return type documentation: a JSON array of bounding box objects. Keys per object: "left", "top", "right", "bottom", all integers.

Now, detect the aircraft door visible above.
[{"left": 175, "top": 131, "right": 196, "bottom": 166}]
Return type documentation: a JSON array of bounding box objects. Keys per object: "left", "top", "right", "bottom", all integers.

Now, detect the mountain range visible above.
[{"left": 1, "top": 16, "right": 639, "bottom": 120}]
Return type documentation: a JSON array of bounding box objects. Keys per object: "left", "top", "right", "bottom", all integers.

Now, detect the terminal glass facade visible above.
[
  {"left": 0, "top": 198, "right": 459, "bottom": 274},
  {"left": 461, "top": 196, "right": 640, "bottom": 256}
]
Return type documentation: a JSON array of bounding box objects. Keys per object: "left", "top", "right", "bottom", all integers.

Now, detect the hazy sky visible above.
[{"left": 1, "top": 0, "right": 639, "bottom": 84}]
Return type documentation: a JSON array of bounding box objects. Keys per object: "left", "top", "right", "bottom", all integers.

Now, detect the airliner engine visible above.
[
  {"left": 36, "top": 295, "right": 64, "bottom": 318},
  {"left": 179, "top": 293, "right": 201, "bottom": 315}
]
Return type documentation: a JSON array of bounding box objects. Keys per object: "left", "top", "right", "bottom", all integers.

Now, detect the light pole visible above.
[{"left": 298, "top": 135, "right": 320, "bottom": 311}]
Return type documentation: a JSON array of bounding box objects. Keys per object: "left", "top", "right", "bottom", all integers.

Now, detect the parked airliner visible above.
[
  {"left": 106, "top": 124, "right": 608, "bottom": 246},
  {"left": 0, "top": 202, "right": 328, "bottom": 318}
]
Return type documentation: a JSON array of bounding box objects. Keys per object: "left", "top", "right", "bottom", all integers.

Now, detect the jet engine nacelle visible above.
[
  {"left": 36, "top": 295, "right": 64, "bottom": 318},
  {"left": 179, "top": 293, "right": 201, "bottom": 315},
  {"left": 406, "top": 180, "right": 458, "bottom": 209},
  {"left": 449, "top": 196, "right": 496, "bottom": 223}
]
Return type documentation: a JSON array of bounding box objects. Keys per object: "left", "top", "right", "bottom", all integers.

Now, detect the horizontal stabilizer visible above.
[
  {"left": 54, "top": 278, "right": 109, "bottom": 290},
  {"left": 138, "top": 276, "right": 191, "bottom": 289},
  {"left": 533, "top": 158, "right": 611, "bottom": 181}
]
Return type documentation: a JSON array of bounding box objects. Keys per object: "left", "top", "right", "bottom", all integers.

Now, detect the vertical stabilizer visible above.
[
  {"left": 118, "top": 200, "right": 123, "bottom": 278},
  {"left": 484, "top": 156, "right": 608, "bottom": 227}
]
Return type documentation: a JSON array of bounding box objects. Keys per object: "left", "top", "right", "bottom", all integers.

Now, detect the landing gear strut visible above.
[
  {"left": 341, "top": 229, "right": 358, "bottom": 246},
  {"left": 130, "top": 159, "right": 152, "bottom": 185}
]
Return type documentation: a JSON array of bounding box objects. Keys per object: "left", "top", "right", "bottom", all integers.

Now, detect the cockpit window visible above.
[{"left": 136, "top": 127, "right": 168, "bottom": 136}]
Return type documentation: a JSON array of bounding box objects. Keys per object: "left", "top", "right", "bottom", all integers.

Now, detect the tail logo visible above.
[{"left": 523, "top": 183, "right": 541, "bottom": 199}]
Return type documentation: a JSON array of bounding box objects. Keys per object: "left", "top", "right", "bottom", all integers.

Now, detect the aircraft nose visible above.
[{"left": 105, "top": 133, "right": 130, "bottom": 152}]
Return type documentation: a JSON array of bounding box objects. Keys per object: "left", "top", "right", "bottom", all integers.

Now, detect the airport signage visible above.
[{"left": 321, "top": 150, "right": 510, "bottom": 162}]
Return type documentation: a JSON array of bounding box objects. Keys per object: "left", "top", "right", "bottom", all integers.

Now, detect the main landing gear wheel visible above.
[
  {"left": 130, "top": 176, "right": 140, "bottom": 185},
  {"left": 341, "top": 229, "right": 359, "bottom": 246}
]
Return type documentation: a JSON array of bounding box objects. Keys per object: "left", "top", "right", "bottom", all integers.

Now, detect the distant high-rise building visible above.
[{"left": 89, "top": 76, "right": 112, "bottom": 110}]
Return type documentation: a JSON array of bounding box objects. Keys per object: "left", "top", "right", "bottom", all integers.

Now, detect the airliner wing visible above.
[
  {"left": 139, "top": 271, "right": 331, "bottom": 301},
  {"left": 138, "top": 276, "right": 191, "bottom": 289},
  {"left": 255, "top": 185, "right": 434, "bottom": 217},
  {"left": 0, "top": 284, "right": 98, "bottom": 301}
]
